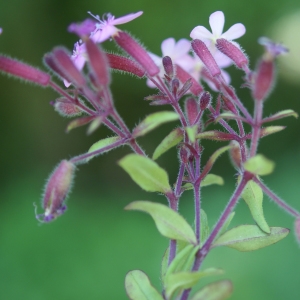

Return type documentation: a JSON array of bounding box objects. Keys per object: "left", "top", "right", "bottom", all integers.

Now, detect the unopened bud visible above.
[
  {"left": 114, "top": 31, "right": 159, "bottom": 76},
  {"left": 199, "top": 91, "right": 211, "bottom": 111},
  {"left": 162, "top": 56, "right": 174, "bottom": 77},
  {"left": 85, "top": 38, "right": 110, "bottom": 86},
  {"left": 106, "top": 53, "right": 145, "bottom": 77},
  {"left": 191, "top": 39, "right": 221, "bottom": 77},
  {"left": 176, "top": 65, "right": 203, "bottom": 96},
  {"left": 36, "top": 160, "right": 75, "bottom": 222},
  {"left": 252, "top": 58, "right": 275, "bottom": 101},
  {"left": 229, "top": 140, "right": 242, "bottom": 170},
  {"left": 216, "top": 39, "right": 248, "bottom": 70},
  {"left": 53, "top": 98, "right": 82, "bottom": 117},
  {"left": 171, "top": 78, "right": 180, "bottom": 96},
  {"left": 0, "top": 55, "right": 50, "bottom": 86},
  {"left": 185, "top": 97, "right": 199, "bottom": 125}
]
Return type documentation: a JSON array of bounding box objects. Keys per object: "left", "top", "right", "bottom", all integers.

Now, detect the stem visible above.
[
  {"left": 254, "top": 177, "right": 300, "bottom": 217},
  {"left": 250, "top": 100, "right": 263, "bottom": 157},
  {"left": 194, "top": 181, "right": 201, "bottom": 243},
  {"left": 180, "top": 174, "right": 249, "bottom": 300},
  {"left": 175, "top": 163, "right": 185, "bottom": 197}
]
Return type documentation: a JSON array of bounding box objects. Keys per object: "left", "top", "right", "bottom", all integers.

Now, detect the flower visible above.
[
  {"left": 190, "top": 11, "right": 246, "bottom": 66},
  {"left": 88, "top": 11, "right": 143, "bottom": 43},
  {"left": 258, "top": 37, "right": 289, "bottom": 58}
]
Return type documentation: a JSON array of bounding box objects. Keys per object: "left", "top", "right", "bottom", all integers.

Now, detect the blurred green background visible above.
[{"left": 1, "top": 0, "right": 300, "bottom": 299}]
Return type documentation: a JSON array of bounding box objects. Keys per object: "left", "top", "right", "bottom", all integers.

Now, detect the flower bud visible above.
[
  {"left": 53, "top": 98, "right": 82, "bottom": 117},
  {"left": 0, "top": 55, "right": 50, "bottom": 86},
  {"left": 199, "top": 91, "right": 211, "bottom": 111},
  {"left": 36, "top": 160, "right": 75, "bottom": 222},
  {"left": 191, "top": 39, "right": 221, "bottom": 77},
  {"left": 162, "top": 56, "right": 174, "bottom": 78},
  {"left": 229, "top": 140, "right": 242, "bottom": 170},
  {"left": 185, "top": 97, "right": 199, "bottom": 125},
  {"left": 114, "top": 31, "right": 159, "bottom": 76}
]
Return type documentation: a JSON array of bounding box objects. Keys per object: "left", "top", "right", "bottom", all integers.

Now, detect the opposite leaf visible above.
[
  {"left": 125, "top": 201, "right": 197, "bottom": 245},
  {"left": 190, "top": 280, "right": 233, "bottom": 300},
  {"left": 165, "top": 268, "right": 223, "bottom": 299},
  {"left": 244, "top": 154, "right": 275, "bottom": 176},
  {"left": 125, "top": 270, "right": 163, "bottom": 300},
  {"left": 241, "top": 179, "right": 270, "bottom": 233},
  {"left": 119, "top": 154, "right": 171, "bottom": 193},
  {"left": 213, "top": 225, "right": 289, "bottom": 251},
  {"left": 152, "top": 128, "right": 184, "bottom": 160},
  {"left": 132, "top": 111, "right": 179, "bottom": 138}
]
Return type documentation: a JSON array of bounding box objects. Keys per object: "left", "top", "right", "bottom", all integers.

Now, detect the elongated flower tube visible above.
[
  {"left": 0, "top": 55, "right": 50, "bottom": 86},
  {"left": 114, "top": 31, "right": 159, "bottom": 76},
  {"left": 36, "top": 160, "right": 75, "bottom": 223},
  {"left": 191, "top": 39, "right": 221, "bottom": 77}
]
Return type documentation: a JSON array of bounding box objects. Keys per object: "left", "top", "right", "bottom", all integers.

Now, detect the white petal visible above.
[
  {"left": 91, "top": 25, "right": 116, "bottom": 43},
  {"left": 112, "top": 11, "right": 143, "bottom": 25},
  {"left": 161, "top": 38, "right": 176, "bottom": 56},
  {"left": 190, "top": 26, "right": 212, "bottom": 40},
  {"left": 221, "top": 69, "right": 231, "bottom": 85},
  {"left": 147, "top": 52, "right": 162, "bottom": 66},
  {"left": 173, "top": 39, "right": 191, "bottom": 58},
  {"left": 209, "top": 11, "right": 225, "bottom": 37},
  {"left": 222, "top": 23, "right": 246, "bottom": 40}
]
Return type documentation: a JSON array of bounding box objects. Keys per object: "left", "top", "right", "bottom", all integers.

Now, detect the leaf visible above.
[
  {"left": 213, "top": 225, "right": 289, "bottom": 251},
  {"left": 125, "top": 270, "right": 163, "bottom": 300},
  {"left": 215, "top": 112, "right": 248, "bottom": 123},
  {"left": 190, "top": 280, "right": 233, "bottom": 300},
  {"left": 132, "top": 111, "right": 179, "bottom": 137},
  {"left": 200, "top": 209, "right": 210, "bottom": 246},
  {"left": 186, "top": 125, "right": 198, "bottom": 143},
  {"left": 152, "top": 128, "right": 184, "bottom": 160},
  {"left": 66, "top": 116, "right": 94, "bottom": 133},
  {"left": 125, "top": 201, "right": 197, "bottom": 244},
  {"left": 196, "top": 131, "right": 234, "bottom": 141},
  {"left": 86, "top": 116, "right": 103, "bottom": 135},
  {"left": 165, "top": 268, "right": 223, "bottom": 299},
  {"left": 244, "top": 154, "right": 275, "bottom": 176},
  {"left": 260, "top": 126, "right": 285, "bottom": 138},
  {"left": 182, "top": 174, "right": 224, "bottom": 191},
  {"left": 119, "top": 154, "right": 171, "bottom": 193},
  {"left": 262, "top": 109, "right": 298, "bottom": 123},
  {"left": 216, "top": 212, "right": 235, "bottom": 240},
  {"left": 86, "top": 136, "right": 121, "bottom": 162},
  {"left": 241, "top": 179, "right": 270, "bottom": 233}
]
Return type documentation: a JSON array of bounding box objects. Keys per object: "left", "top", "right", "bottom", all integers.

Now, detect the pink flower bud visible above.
[
  {"left": 199, "top": 91, "right": 211, "bottom": 111},
  {"left": 229, "top": 140, "right": 242, "bottom": 170},
  {"left": 185, "top": 97, "right": 199, "bottom": 125},
  {"left": 53, "top": 98, "right": 82, "bottom": 117},
  {"left": 191, "top": 39, "right": 221, "bottom": 77},
  {"left": 295, "top": 217, "right": 300, "bottom": 244},
  {"left": 176, "top": 65, "right": 203, "bottom": 96},
  {"left": 36, "top": 160, "right": 75, "bottom": 222},
  {"left": 85, "top": 38, "right": 110, "bottom": 86},
  {"left": 106, "top": 53, "right": 145, "bottom": 77},
  {"left": 114, "top": 31, "right": 159, "bottom": 76},
  {"left": 252, "top": 58, "right": 275, "bottom": 101},
  {"left": 162, "top": 56, "right": 174, "bottom": 78},
  {"left": 0, "top": 55, "right": 50, "bottom": 86},
  {"left": 216, "top": 39, "right": 248, "bottom": 69}
]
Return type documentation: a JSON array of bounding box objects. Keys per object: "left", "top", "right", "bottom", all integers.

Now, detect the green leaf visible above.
[
  {"left": 186, "top": 125, "right": 198, "bottom": 143},
  {"left": 182, "top": 174, "right": 224, "bottom": 191},
  {"left": 125, "top": 270, "right": 163, "bottom": 300},
  {"left": 260, "top": 126, "right": 285, "bottom": 138},
  {"left": 190, "top": 280, "right": 233, "bottom": 300},
  {"left": 66, "top": 116, "right": 94, "bottom": 133},
  {"left": 132, "top": 111, "right": 179, "bottom": 138},
  {"left": 119, "top": 154, "right": 171, "bottom": 193},
  {"left": 262, "top": 109, "right": 298, "bottom": 123},
  {"left": 215, "top": 112, "right": 247, "bottom": 123},
  {"left": 196, "top": 131, "right": 233, "bottom": 141},
  {"left": 200, "top": 209, "right": 210, "bottom": 246},
  {"left": 152, "top": 128, "right": 183, "bottom": 160},
  {"left": 244, "top": 154, "right": 275, "bottom": 176},
  {"left": 125, "top": 201, "right": 197, "bottom": 245},
  {"left": 241, "top": 179, "right": 270, "bottom": 233},
  {"left": 213, "top": 225, "right": 289, "bottom": 252},
  {"left": 165, "top": 268, "right": 223, "bottom": 299},
  {"left": 86, "top": 116, "right": 103, "bottom": 135},
  {"left": 216, "top": 212, "right": 235, "bottom": 240},
  {"left": 86, "top": 136, "right": 121, "bottom": 162}
]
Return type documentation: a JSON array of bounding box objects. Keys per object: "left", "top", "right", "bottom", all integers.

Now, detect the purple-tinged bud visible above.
[
  {"left": 252, "top": 57, "right": 275, "bottom": 101},
  {"left": 295, "top": 217, "right": 300, "bottom": 244},
  {"left": 114, "top": 31, "right": 159, "bottom": 76},
  {"left": 171, "top": 78, "right": 180, "bottom": 96},
  {"left": 178, "top": 78, "right": 193, "bottom": 98},
  {"left": 106, "top": 53, "right": 145, "bottom": 77},
  {"left": 229, "top": 140, "right": 242, "bottom": 170},
  {"left": 179, "top": 146, "right": 189, "bottom": 164},
  {"left": 84, "top": 38, "right": 110, "bottom": 86},
  {"left": 199, "top": 91, "right": 211, "bottom": 111},
  {"left": 221, "top": 95, "right": 237, "bottom": 114},
  {"left": 216, "top": 39, "right": 248, "bottom": 70},
  {"left": 0, "top": 55, "right": 50, "bottom": 86},
  {"left": 53, "top": 98, "right": 82, "bottom": 117},
  {"left": 185, "top": 97, "right": 199, "bottom": 125},
  {"left": 36, "top": 160, "right": 75, "bottom": 223},
  {"left": 191, "top": 39, "right": 221, "bottom": 77},
  {"left": 162, "top": 56, "right": 174, "bottom": 78},
  {"left": 51, "top": 47, "right": 86, "bottom": 88},
  {"left": 176, "top": 65, "right": 203, "bottom": 96}
]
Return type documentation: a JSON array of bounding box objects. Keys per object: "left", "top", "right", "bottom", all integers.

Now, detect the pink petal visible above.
[
  {"left": 91, "top": 25, "right": 117, "bottom": 43},
  {"left": 112, "top": 11, "right": 143, "bottom": 25},
  {"left": 161, "top": 38, "right": 176, "bottom": 56},
  {"left": 190, "top": 26, "right": 212, "bottom": 40},
  {"left": 209, "top": 11, "right": 225, "bottom": 36},
  {"left": 222, "top": 23, "right": 246, "bottom": 40}
]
